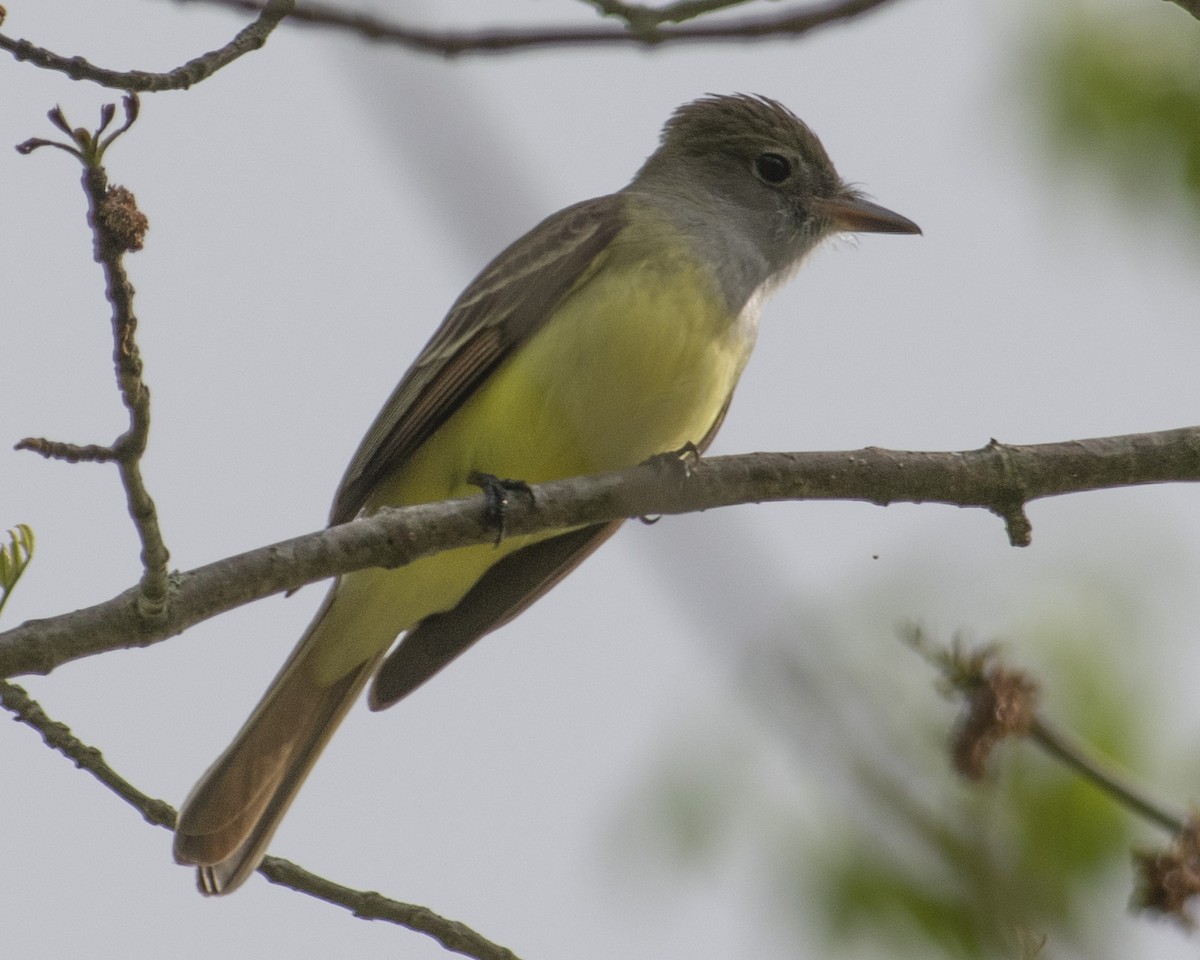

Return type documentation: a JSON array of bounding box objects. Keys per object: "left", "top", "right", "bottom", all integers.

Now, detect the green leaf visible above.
[{"left": 0, "top": 524, "right": 35, "bottom": 618}]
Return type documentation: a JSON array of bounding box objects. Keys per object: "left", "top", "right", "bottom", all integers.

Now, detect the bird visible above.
[{"left": 173, "top": 93, "right": 921, "bottom": 894}]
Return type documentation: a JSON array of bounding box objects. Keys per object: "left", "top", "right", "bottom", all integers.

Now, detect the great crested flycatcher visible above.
[{"left": 174, "top": 93, "right": 921, "bottom": 893}]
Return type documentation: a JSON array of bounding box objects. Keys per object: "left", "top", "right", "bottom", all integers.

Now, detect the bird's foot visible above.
[
  {"left": 468, "top": 471, "right": 534, "bottom": 545},
  {"left": 638, "top": 442, "right": 700, "bottom": 524}
]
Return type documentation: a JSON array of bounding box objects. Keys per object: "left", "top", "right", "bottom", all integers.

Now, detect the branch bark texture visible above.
[
  {"left": 0, "top": 679, "right": 523, "bottom": 960},
  {"left": 0, "top": 0, "right": 294, "bottom": 89},
  {"left": 169, "top": 0, "right": 905, "bottom": 56},
  {"left": 3, "top": 427, "right": 1199, "bottom": 682}
]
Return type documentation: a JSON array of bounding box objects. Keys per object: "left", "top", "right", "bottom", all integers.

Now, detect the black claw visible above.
[
  {"left": 468, "top": 471, "right": 534, "bottom": 545},
  {"left": 637, "top": 441, "right": 701, "bottom": 523}
]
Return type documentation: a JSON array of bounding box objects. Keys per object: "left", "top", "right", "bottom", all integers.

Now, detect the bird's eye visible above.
[{"left": 754, "top": 153, "right": 792, "bottom": 184}]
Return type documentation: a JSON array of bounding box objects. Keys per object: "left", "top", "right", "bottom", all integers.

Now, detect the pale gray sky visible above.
[{"left": 2, "top": 2, "right": 1199, "bottom": 958}]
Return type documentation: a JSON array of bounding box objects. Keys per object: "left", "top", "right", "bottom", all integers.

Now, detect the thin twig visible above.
[
  {"left": 3, "top": 426, "right": 1200, "bottom": 681},
  {"left": 583, "top": 0, "right": 759, "bottom": 29},
  {"left": 0, "top": 680, "right": 176, "bottom": 828},
  {"left": 260, "top": 858, "right": 523, "bottom": 960},
  {"left": 16, "top": 96, "right": 171, "bottom": 616},
  {"left": 0, "top": 0, "right": 294, "bottom": 90},
  {"left": 161, "top": 0, "right": 905, "bottom": 56},
  {"left": 13, "top": 437, "right": 121, "bottom": 463},
  {"left": 1030, "top": 716, "right": 1186, "bottom": 835},
  {"left": 95, "top": 217, "right": 169, "bottom": 611},
  {"left": 83, "top": 147, "right": 171, "bottom": 616},
  {"left": 0, "top": 679, "right": 524, "bottom": 960}
]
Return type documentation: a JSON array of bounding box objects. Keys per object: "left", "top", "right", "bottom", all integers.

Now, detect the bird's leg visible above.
[{"left": 468, "top": 471, "right": 535, "bottom": 545}]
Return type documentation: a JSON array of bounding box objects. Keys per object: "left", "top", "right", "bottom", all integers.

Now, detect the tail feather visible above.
[{"left": 173, "top": 591, "right": 384, "bottom": 895}]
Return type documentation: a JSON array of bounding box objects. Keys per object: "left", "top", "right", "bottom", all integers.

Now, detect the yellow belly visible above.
[{"left": 313, "top": 226, "right": 757, "bottom": 682}]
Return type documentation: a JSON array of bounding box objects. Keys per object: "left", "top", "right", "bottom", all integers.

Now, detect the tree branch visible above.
[
  {"left": 1030, "top": 715, "right": 1185, "bottom": 836},
  {"left": 0, "top": 0, "right": 294, "bottom": 90},
  {"left": 3, "top": 426, "right": 1200, "bottom": 681},
  {"left": 160, "top": 0, "right": 905, "bottom": 55},
  {"left": 583, "top": 0, "right": 759, "bottom": 28},
  {"left": 259, "top": 858, "right": 523, "bottom": 960},
  {"left": 0, "top": 679, "right": 524, "bottom": 960},
  {"left": 15, "top": 95, "right": 170, "bottom": 616},
  {"left": 0, "top": 679, "right": 176, "bottom": 828}
]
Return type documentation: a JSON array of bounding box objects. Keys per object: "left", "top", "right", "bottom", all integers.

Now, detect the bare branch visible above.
[
  {"left": 259, "top": 858, "right": 523, "bottom": 960},
  {"left": 14, "top": 437, "right": 121, "bottom": 463},
  {"left": 0, "top": 0, "right": 294, "bottom": 90},
  {"left": 3, "top": 426, "right": 1200, "bottom": 681},
  {"left": 84, "top": 163, "right": 169, "bottom": 615},
  {"left": 0, "top": 680, "right": 176, "bottom": 829},
  {"left": 15, "top": 95, "right": 170, "bottom": 617},
  {"left": 1031, "top": 715, "right": 1185, "bottom": 836},
  {"left": 0, "top": 680, "right": 524, "bottom": 960},
  {"left": 162, "top": 0, "right": 905, "bottom": 54},
  {"left": 582, "top": 0, "right": 759, "bottom": 29}
]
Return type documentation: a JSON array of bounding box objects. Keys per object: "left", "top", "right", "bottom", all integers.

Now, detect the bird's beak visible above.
[{"left": 811, "top": 193, "right": 922, "bottom": 235}]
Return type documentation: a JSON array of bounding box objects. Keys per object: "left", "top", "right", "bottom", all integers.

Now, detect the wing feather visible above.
[{"left": 330, "top": 194, "right": 627, "bottom": 525}]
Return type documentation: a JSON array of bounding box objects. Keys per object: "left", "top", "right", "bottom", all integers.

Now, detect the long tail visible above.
[{"left": 173, "top": 588, "right": 385, "bottom": 895}]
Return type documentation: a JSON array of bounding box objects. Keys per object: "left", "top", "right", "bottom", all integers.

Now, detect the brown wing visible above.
[{"left": 330, "top": 194, "right": 628, "bottom": 526}]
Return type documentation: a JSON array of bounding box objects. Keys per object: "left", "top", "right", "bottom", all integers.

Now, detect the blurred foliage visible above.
[
  {"left": 1025, "top": 5, "right": 1200, "bottom": 227},
  {"left": 612, "top": 585, "right": 1174, "bottom": 959},
  {"left": 808, "top": 691, "right": 1133, "bottom": 958},
  {"left": 793, "top": 628, "right": 1135, "bottom": 960}
]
